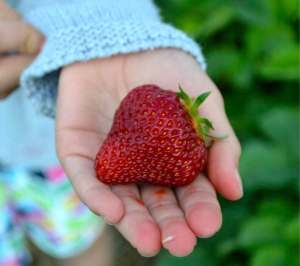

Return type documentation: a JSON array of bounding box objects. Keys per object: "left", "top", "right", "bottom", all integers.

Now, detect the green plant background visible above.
[{"left": 154, "top": 0, "right": 299, "bottom": 265}]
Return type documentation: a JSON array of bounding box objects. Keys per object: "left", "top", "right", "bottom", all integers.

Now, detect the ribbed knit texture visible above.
[{"left": 16, "top": 0, "right": 206, "bottom": 117}]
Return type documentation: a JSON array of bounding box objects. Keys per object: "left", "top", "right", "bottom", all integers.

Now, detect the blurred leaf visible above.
[
  {"left": 282, "top": 0, "right": 299, "bottom": 20},
  {"left": 258, "top": 44, "right": 299, "bottom": 81},
  {"left": 207, "top": 48, "right": 253, "bottom": 90},
  {"left": 257, "top": 198, "right": 296, "bottom": 219},
  {"left": 210, "top": 200, "right": 250, "bottom": 257},
  {"left": 259, "top": 107, "right": 299, "bottom": 161},
  {"left": 197, "top": 5, "right": 234, "bottom": 37},
  {"left": 271, "top": 0, "right": 300, "bottom": 22},
  {"left": 234, "top": 0, "right": 274, "bottom": 25},
  {"left": 245, "top": 24, "right": 295, "bottom": 58},
  {"left": 240, "top": 141, "right": 296, "bottom": 191},
  {"left": 237, "top": 216, "right": 283, "bottom": 249},
  {"left": 283, "top": 215, "right": 300, "bottom": 244},
  {"left": 235, "top": 0, "right": 299, "bottom": 26},
  {"left": 157, "top": 247, "right": 216, "bottom": 266},
  {"left": 217, "top": 239, "right": 238, "bottom": 256},
  {"left": 250, "top": 245, "right": 296, "bottom": 266},
  {"left": 207, "top": 48, "right": 241, "bottom": 76}
]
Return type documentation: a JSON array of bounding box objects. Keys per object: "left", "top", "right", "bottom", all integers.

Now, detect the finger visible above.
[
  {"left": 141, "top": 186, "right": 196, "bottom": 257},
  {"left": 198, "top": 88, "right": 243, "bottom": 200},
  {"left": 176, "top": 71, "right": 243, "bottom": 200},
  {"left": 0, "top": 1, "right": 20, "bottom": 20},
  {"left": 176, "top": 175, "right": 222, "bottom": 237},
  {"left": 59, "top": 154, "right": 124, "bottom": 224},
  {"left": 209, "top": 135, "right": 243, "bottom": 200},
  {"left": 112, "top": 185, "right": 161, "bottom": 257},
  {"left": 0, "top": 20, "right": 44, "bottom": 54},
  {"left": 0, "top": 55, "right": 33, "bottom": 99}
]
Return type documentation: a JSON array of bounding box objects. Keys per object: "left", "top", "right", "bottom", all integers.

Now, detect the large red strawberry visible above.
[{"left": 95, "top": 84, "right": 215, "bottom": 186}]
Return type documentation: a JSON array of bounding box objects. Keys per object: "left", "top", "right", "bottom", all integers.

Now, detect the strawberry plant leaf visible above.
[
  {"left": 202, "top": 117, "right": 214, "bottom": 130},
  {"left": 191, "top": 91, "right": 211, "bottom": 113},
  {"left": 177, "top": 85, "right": 192, "bottom": 107}
]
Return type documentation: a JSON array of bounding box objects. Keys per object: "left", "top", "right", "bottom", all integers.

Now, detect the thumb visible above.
[
  {"left": 0, "top": 20, "right": 44, "bottom": 54},
  {"left": 20, "top": 23, "right": 44, "bottom": 54},
  {"left": 0, "top": 0, "right": 20, "bottom": 20},
  {"left": 0, "top": 0, "right": 44, "bottom": 55}
]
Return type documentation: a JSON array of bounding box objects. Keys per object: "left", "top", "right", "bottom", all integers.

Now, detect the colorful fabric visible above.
[
  {"left": 0, "top": 165, "right": 104, "bottom": 266},
  {"left": 0, "top": 88, "right": 59, "bottom": 169}
]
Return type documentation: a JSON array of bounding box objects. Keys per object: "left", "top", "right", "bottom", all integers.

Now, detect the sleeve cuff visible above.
[{"left": 19, "top": 0, "right": 206, "bottom": 117}]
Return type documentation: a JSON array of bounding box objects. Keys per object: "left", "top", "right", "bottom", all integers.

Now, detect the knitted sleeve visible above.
[{"left": 15, "top": 0, "right": 206, "bottom": 117}]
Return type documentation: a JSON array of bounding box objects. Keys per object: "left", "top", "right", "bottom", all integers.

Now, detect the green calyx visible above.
[{"left": 177, "top": 85, "right": 224, "bottom": 147}]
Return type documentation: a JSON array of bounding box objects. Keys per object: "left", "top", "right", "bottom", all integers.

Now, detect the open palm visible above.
[{"left": 56, "top": 49, "right": 242, "bottom": 257}]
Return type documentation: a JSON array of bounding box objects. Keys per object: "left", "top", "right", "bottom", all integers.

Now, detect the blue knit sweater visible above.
[
  {"left": 16, "top": 0, "right": 206, "bottom": 117},
  {"left": 1, "top": 0, "right": 205, "bottom": 168}
]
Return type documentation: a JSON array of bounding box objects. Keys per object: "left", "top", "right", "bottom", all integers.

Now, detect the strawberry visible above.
[{"left": 95, "top": 84, "right": 215, "bottom": 186}]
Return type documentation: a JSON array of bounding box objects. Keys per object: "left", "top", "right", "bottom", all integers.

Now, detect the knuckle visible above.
[
  {"left": 160, "top": 215, "right": 184, "bottom": 228},
  {"left": 182, "top": 187, "right": 216, "bottom": 202},
  {"left": 148, "top": 199, "right": 175, "bottom": 211}
]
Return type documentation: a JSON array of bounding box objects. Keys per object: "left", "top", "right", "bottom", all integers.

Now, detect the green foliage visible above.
[
  {"left": 155, "top": 0, "right": 299, "bottom": 265},
  {"left": 240, "top": 140, "right": 295, "bottom": 190},
  {"left": 158, "top": 246, "right": 216, "bottom": 266},
  {"left": 250, "top": 245, "right": 296, "bottom": 266}
]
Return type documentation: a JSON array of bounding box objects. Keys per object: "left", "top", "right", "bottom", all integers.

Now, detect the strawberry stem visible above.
[{"left": 177, "top": 85, "right": 223, "bottom": 147}]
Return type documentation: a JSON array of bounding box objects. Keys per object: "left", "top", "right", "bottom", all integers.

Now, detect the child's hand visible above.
[
  {"left": 56, "top": 49, "right": 242, "bottom": 257},
  {"left": 0, "top": 1, "right": 43, "bottom": 99}
]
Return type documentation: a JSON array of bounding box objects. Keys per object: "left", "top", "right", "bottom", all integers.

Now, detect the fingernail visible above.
[
  {"left": 235, "top": 169, "right": 243, "bottom": 198},
  {"left": 25, "top": 31, "right": 45, "bottom": 54},
  {"left": 162, "top": 235, "right": 175, "bottom": 245},
  {"left": 137, "top": 249, "right": 158, "bottom": 258},
  {"left": 198, "top": 232, "right": 216, "bottom": 238}
]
